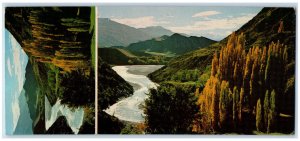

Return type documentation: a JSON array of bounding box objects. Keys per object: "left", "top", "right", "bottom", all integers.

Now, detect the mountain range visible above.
[{"left": 98, "top": 18, "right": 174, "bottom": 47}]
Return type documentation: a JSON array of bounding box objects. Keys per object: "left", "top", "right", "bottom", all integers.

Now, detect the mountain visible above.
[
  {"left": 98, "top": 18, "right": 176, "bottom": 47},
  {"left": 138, "top": 26, "right": 174, "bottom": 38},
  {"left": 13, "top": 90, "right": 33, "bottom": 135},
  {"left": 126, "top": 33, "right": 216, "bottom": 55},
  {"left": 98, "top": 18, "right": 151, "bottom": 47},
  {"left": 149, "top": 8, "right": 296, "bottom": 84}
]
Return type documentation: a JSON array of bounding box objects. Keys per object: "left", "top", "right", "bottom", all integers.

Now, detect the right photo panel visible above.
[{"left": 97, "top": 6, "right": 296, "bottom": 135}]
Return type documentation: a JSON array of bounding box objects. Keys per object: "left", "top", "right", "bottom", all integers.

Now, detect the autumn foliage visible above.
[{"left": 196, "top": 32, "right": 289, "bottom": 133}]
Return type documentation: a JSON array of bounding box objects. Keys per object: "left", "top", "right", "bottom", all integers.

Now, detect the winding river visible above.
[{"left": 104, "top": 65, "right": 163, "bottom": 123}]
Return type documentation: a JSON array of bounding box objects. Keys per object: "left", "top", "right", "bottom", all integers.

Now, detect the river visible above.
[{"left": 104, "top": 65, "right": 163, "bottom": 123}]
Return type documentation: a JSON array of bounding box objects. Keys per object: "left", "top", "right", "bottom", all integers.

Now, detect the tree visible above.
[
  {"left": 196, "top": 32, "right": 289, "bottom": 133},
  {"left": 219, "top": 81, "right": 232, "bottom": 131},
  {"left": 232, "top": 86, "right": 240, "bottom": 130},
  {"left": 264, "top": 90, "right": 269, "bottom": 132},
  {"left": 268, "top": 90, "right": 277, "bottom": 133},
  {"left": 145, "top": 84, "right": 198, "bottom": 134},
  {"left": 211, "top": 52, "right": 219, "bottom": 77},
  {"left": 256, "top": 99, "right": 263, "bottom": 132},
  {"left": 59, "top": 69, "right": 95, "bottom": 107}
]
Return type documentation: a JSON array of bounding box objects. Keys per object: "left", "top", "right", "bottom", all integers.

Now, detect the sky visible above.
[
  {"left": 98, "top": 6, "right": 262, "bottom": 40},
  {"left": 5, "top": 29, "right": 29, "bottom": 135}
]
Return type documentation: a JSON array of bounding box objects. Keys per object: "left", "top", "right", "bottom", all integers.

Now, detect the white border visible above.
[{"left": 0, "top": 0, "right": 299, "bottom": 140}]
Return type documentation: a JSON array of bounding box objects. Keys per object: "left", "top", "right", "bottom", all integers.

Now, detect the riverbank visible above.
[{"left": 104, "top": 65, "right": 163, "bottom": 123}]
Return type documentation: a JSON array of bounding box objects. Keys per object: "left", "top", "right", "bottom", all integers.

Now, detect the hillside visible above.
[
  {"left": 126, "top": 33, "right": 216, "bottom": 55},
  {"left": 99, "top": 47, "right": 172, "bottom": 65},
  {"left": 149, "top": 8, "right": 296, "bottom": 84},
  {"left": 98, "top": 58, "right": 134, "bottom": 133},
  {"left": 99, "top": 48, "right": 138, "bottom": 65},
  {"left": 98, "top": 18, "right": 175, "bottom": 47}
]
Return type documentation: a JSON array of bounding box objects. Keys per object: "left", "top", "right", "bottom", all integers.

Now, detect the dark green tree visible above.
[
  {"left": 256, "top": 99, "right": 263, "bottom": 132},
  {"left": 144, "top": 84, "right": 198, "bottom": 134}
]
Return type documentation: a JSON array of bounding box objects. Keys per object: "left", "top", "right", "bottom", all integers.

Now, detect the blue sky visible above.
[
  {"left": 5, "top": 29, "right": 29, "bottom": 135},
  {"left": 98, "top": 6, "right": 262, "bottom": 40}
]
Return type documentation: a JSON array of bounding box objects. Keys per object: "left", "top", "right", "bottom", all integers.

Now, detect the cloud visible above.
[
  {"left": 165, "top": 15, "right": 175, "bottom": 18},
  {"left": 11, "top": 98, "right": 20, "bottom": 131},
  {"left": 192, "top": 11, "right": 221, "bottom": 18},
  {"left": 111, "top": 16, "right": 169, "bottom": 28},
  {"left": 7, "top": 59, "right": 12, "bottom": 77},
  {"left": 168, "top": 14, "right": 255, "bottom": 36},
  {"left": 9, "top": 33, "right": 28, "bottom": 92}
]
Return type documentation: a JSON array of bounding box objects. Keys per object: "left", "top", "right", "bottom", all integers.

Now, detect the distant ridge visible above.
[{"left": 98, "top": 18, "right": 175, "bottom": 47}]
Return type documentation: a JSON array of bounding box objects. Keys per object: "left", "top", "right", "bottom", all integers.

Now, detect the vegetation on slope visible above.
[
  {"left": 149, "top": 8, "right": 295, "bottom": 85},
  {"left": 126, "top": 33, "right": 216, "bottom": 55},
  {"left": 99, "top": 47, "right": 172, "bottom": 65},
  {"left": 97, "top": 58, "right": 134, "bottom": 133}
]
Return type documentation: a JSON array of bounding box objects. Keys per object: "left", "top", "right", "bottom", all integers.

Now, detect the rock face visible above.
[{"left": 5, "top": 7, "right": 95, "bottom": 134}]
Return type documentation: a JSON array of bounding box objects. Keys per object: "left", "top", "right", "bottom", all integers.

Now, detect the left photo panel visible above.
[{"left": 4, "top": 7, "right": 96, "bottom": 135}]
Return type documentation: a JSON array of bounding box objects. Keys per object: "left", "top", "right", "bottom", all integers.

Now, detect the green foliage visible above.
[
  {"left": 268, "top": 90, "right": 277, "bottom": 133},
  {"left": 144, "top": 84, "right": 199, "bottom": 134},
  {"left": 232, "top": 86, "right": 240, "bottom": 129},
  {"left": 264, "top": 90, "right": 270, "bottom": 131},
  {"left": 256, "top": 99, "right": 263, "bottom": 132},
  {"left": 127, "top": 33, "right": 216, "bottom": 55},
  {"left": 219, "top": 81, "right": 232, "bottom": 131},
  {"left": 120, "top": 123, "right": 143, "bottom": 134},
  {"left": 99, "top": 48, "right": 171, "bottom": 65},
  {"left": 58, "top": 69, "right": 95, "bottom": 107},
  {"left": 148, "top": 45, "right": 219, "bottom": 83},
  {"left": 171, "top": 69, "right": 200, "bottom": 82}
]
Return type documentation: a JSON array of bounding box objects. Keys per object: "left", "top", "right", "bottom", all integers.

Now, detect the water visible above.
[
  {"left": 45, "top": 96, "right": 84, "bottom": 134},
  {"left": 104, "top": 65, "right": 163, "bottom": 123}
]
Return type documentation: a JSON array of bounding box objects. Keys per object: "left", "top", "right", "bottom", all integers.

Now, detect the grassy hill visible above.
[
  {"left": 126, "top": 33, "right": 216, "bottom": 55},
  {"left": 99, "top": 47, "right": 172, "bottom": 65}
]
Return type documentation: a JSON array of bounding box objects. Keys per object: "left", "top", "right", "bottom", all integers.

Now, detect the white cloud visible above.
[
  {"left": 11, "top": 98, "right": 20, "bottom": 132},
  {"left": 166, "top": 15, "right": 175, "bottom": 18},
  {"left": 192, "top": 11, "right": 221, "bottom": 18},
  {"left": 111, "top": 16, "right": 169, "bottom": 28},
  {"left": 7, "top": 59, "right": 12, "bottom": 77},
  {"left": 9, "top": 34, "right": 27, "bottom": 93},
  {"left": 168, "top": 14, "right": 255, "bottom": 35}
]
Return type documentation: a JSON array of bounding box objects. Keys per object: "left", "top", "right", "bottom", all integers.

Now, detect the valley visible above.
[{"left": 98, "top": 7, "right": 295, "bottom": 135}]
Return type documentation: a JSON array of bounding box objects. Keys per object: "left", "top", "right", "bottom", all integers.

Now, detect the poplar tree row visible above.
[{"left": 196, "top": 32, "right": 288, "bottom": 133}]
